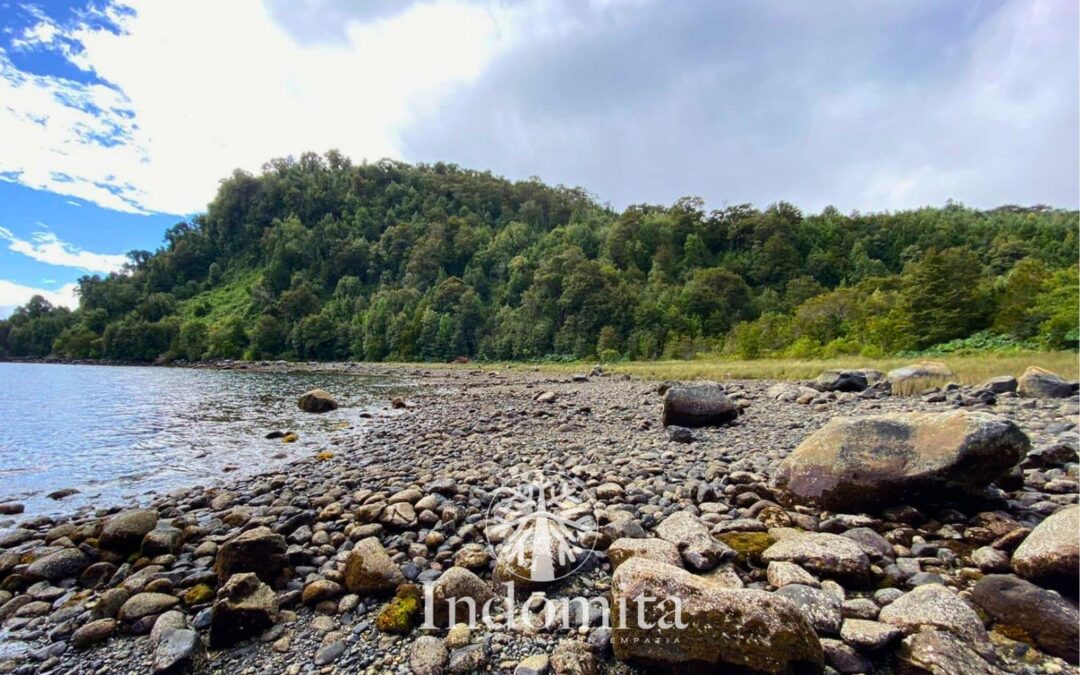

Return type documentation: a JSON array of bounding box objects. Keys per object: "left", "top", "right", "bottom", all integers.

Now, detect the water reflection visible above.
[{"left": 0, "top": 363, "right": 405, "bottom": 517}]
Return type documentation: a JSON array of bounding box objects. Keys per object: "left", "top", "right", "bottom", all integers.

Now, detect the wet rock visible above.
[
  {"left": 878, "top": 584, "right": 988, "bottom": 647},
  {"left": 208, "top": 572, "right": 278, "bottom": 649},
  {"left": 0, "top": 503, "right": 23, "bottom": 515},
  {"left": 410, "top": 635, "right": 449, "bottom": 675},
  {"left": 611, "top": 557, "right": 822, "bottom": 673},
  {"left": 344, "top": 537, "right": 404, "bottom": 595},
  {"left": 448, "top": 644, "right": 487, "bottom": 673},
  {"left": 813, "top": 370, "right": 867, "bottom": 393},
  {"left": 152, "top": 628, "right": 200, "bottom": 673},
  {"left": 297, "top": 389, "right": 338, "bottom": 412},
  {"left": 761, "top": 532, "right": 870, "bottom": 584},
  {"left": 654, "top": 511, "right": 734, "bottom": 572},
  {"left": 99, "top": 509, "right": 158, "bottom": 552},
  {"left": 821, "top": 638, "right": 871, "bottom": 674},
  {"left": 27, "top": 548, "right": 91, "bottom": 581},
  {"left": 1011, "top": 505, "right": 1079, "bottom": 592},
  {"left": 1017, "top": 366, "right": 1073, "bottom": 398},
  {"left": 313, "top": 639, "right": 346, "bottom": 665},
  {"left": 897, "top": 629, "right": 1004, "bottom": 674},
  {"left": 607, "top": 538, "right": 682, "bottom": 571},
  {"left": 71, "top": 618, "right": 116, "bottom": 649},
  {"left": 971, "top": 574, "right": 1079, "bottom": 664},
  {"left": 661, "top": 385, "right": 739, "bottom": 428},
  {"left": 776, "top": 410, "right": 1029, "bottom": 511},
  {"left": 214, "top": 526, "right": 288, "bottom": 585}
]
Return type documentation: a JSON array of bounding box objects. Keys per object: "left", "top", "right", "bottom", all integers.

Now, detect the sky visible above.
[{"left": 0, "top": 0, "right": 1077, "bottom": 316}]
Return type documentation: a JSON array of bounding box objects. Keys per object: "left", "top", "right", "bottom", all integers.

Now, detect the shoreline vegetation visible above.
[
  {"left": 0, "top": 153, "right": 1077, "bottom": 367},
  {"left": 4, "top": 349, "right": 1077, "bottom": 384}
]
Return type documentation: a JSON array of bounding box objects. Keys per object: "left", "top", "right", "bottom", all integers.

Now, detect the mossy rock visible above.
[
  {"left": 182, "top": 584, "right": 215, "bottom": 606},
  {"left": 375, "top": 584, "right": 422, "bottom": 634},
  {"left": 316, "top": 451, "right": 334, "bottom": 461},
  {"left": 716, "top": 532, "right": 775, "bottom": 564},
  {"left": 282, "top": 432, "right": 299, "bottom": 443}
]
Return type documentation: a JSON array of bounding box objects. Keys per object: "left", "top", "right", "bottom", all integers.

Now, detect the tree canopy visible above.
[{"left": 2, "top": 153, "right": 1076, "bottom": 363}]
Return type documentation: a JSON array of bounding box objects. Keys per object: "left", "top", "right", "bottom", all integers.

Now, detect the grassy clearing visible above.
[
  {"left": 472, "top": 352, "right": 1079, "bottom": 384},
  {"left": 179, "top": 269, "right": 260, "bottom": 325}
]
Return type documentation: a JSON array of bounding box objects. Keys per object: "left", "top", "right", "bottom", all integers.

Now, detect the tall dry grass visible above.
[{"left": 507, "top": 351, "right": 1079, "bottom": 385}]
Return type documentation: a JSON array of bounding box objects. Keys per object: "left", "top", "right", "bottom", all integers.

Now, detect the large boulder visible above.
[
  {"left": 886, "top": 361, "right": 954, "bottom": 385},
  {"left": 811, "top": 370, "right": 867, "bottom": 393},
  {"left": 1011, "top": 505, "right": 1079, "bottom": 593},
  {"left": 776, "top": 411, "right": 1029, "bottom": 511},
  {"left": 344, "top": 537, "right": 404, "bottom": 595},
  {"left": 661, "top": 385, "right": 738, "bottom": 428},
  {"left": 214, "top": 526, "right": 288, "bottom": 585},
  {"left": 972, "top": 574, "right": 1078, "bottom": 664},
  {"left": 1017, "top": 366, "right": 1074, "bottom": 398},
  {"left": 611, "top": 557, "right": 823, "bottom": 674},
  {"left": 297, "top": 389, "right": 339, "bottom": 413},
  {"left": 208, "top": 572, "right": 278, "bottom": 649},
  {"left": 99, "top": 509, "right": 158, "bottom": 552}
]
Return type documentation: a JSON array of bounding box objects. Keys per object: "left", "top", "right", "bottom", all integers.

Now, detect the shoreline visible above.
[{"left": 0, "top": 364, "right": 1077, "bottom": 673}]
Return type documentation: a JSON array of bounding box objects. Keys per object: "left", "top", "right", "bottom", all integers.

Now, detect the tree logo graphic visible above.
[{"left": 486, "top": 469, "right": 597, "bottom": 584}]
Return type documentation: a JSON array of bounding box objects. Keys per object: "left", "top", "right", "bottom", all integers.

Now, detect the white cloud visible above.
[
  {"left": 0, "top": 0, "right": 526, "bottom": 215},
  {"left": 0, "top": 226, "right": 128, "bottom": 273},
  {"left": 0, "top": 280, "right": 79, "bottom": 317}
]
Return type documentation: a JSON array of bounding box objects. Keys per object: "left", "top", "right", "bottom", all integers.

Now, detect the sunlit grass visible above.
[{"left": 443, "top": 352, "right": 1079, "bottom": 385}]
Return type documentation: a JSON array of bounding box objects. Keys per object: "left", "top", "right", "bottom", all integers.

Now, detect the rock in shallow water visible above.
[
  {"left": 297, "top": 388, "right": 338, "bottom": 412},
  {"left": 775, "top": 410, "right": 1029, "bottom": 511}
]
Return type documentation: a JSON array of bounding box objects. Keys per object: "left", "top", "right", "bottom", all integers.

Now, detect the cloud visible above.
[
  {"left": 0, "top": 226, "right": 128, "bottom": 273},
  {"left": 0, "top": 0, "right": 1076, "bottom": 217},
  {"left": 0, "top": 0, "right": 520, "bottom": 215},
  {"left": 0, "top": 280, "right": 79, "bottom": 317},
  {"left": 396, "top": 0, "right": 1078, "bottom": 211}
]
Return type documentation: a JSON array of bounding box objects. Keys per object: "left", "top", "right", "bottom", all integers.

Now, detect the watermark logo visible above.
[{"left": 485, "top": 469, "right": 597, "bottom": 584}]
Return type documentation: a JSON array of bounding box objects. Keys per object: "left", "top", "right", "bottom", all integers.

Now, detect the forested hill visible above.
[{"left": 2, "top": 152, "right": 1077, "bottom": 363}]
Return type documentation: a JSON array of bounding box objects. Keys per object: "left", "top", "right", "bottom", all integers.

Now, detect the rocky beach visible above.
[{"left": 0, "top": 362, "right": 1077, "bottom": 675}]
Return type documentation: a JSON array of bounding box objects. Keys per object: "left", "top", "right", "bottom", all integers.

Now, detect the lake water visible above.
[{"left": 0, "top": 363, "right": 407, "bottom": 518}]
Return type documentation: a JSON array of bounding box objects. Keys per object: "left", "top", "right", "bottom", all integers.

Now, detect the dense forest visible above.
[{"left": 1, "top": 152, "right": 1077, "bottom": 363}]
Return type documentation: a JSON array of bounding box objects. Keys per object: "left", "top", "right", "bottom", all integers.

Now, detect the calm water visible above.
[{"left": 0, "top": 363, "right": 406, "bottom": 518}]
